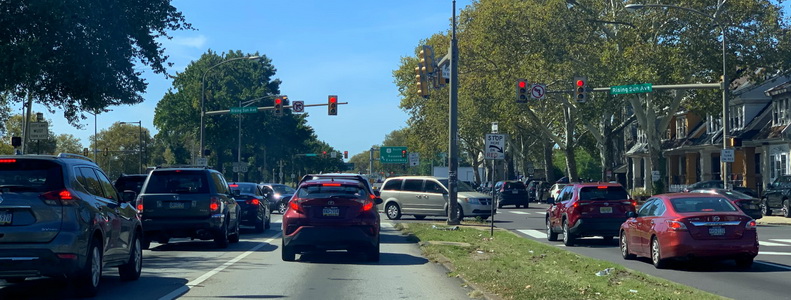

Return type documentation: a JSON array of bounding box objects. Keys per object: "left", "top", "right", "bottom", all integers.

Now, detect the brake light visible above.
[
  {"left": 0, "top": 159, "right": 16, "bottom": 163},
  {"left": 598, "top": 186, "right": 608, "bottom": 189},
  {"left": 572, "top": 202, "right": 579, "bottom": 208},
  {"left": 289, "top": 198, "right": 304, "bottom": 213},
  {"left": 745, "top": 220, "right": 757, "bottom": 230},
  {"left": 40, "top": 189, "right": 78, "bottom": 205},
  {"left": 57, "top": 254, "right": 78, "bottom": 260},
  {"left": 210, "top": 197, "right": 221, "bottom": 212},
  {"left": 666, "top": 220, "right": 688, "bottom": 230},
  {"left": 229, "top": 184, "right": 239, "bottom": 187},
  {"left": 369, "top": 194, "right": 376, "bottom": 200},
  {"left": 323, "top": 183, "right": 341, "bottom": 187},
  {"left": 362, "top": 201, "right": 374, "bottom": 211},
  {"left": 247, "top": 199, "right": 260, "bottom": 205},
  {"left": 136, "top": 196, "right": 144, "bottom": 211}
]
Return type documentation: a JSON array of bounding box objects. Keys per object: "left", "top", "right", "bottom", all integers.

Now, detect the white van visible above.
[{"left": 379, "top": 176, "right": 494, "bottom": 220}]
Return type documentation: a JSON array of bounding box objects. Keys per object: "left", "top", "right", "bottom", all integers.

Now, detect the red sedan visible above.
[{"left": 620, "top": 193, "right": 758, "bottom": 269}]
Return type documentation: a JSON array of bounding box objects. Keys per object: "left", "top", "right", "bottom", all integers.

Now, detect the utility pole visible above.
[
  {"left": 447, "top": 0, "right": 460, "bottom": 225},
  {"left": 279, "top": 160, "right": 284, "bottom": 184}
]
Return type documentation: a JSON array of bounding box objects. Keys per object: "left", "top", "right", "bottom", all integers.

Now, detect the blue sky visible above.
[{"left": 30, "top": 0, "right": 474, "bottom": 157}]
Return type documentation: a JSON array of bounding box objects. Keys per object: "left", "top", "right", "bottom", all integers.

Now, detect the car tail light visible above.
[
  {"left": 229, "top": 184, "right": 239, "bottom": 187},
  {"left": 0, "top": 159, "right": 16, "bottom": 163},
  {"left": 745, "top": 220, "right": 757, "bottom": 230},
  {"left": 210, "top": 197, "right": 221, "bottom": 212},
  {"left": 322, "top": 183, "right": 341, "bottom": 187},
  {"left": 597, "top": 186, "right": 607, "bottom": 189},
  {"left": 40, "top": 189, "right": 78, "bottom": 206},
  {"left": 289, "top": 197, "right": 304, "bottom": 213},
  {"left": 136, "top": 196, "right": 144, "bottom": 211},
  {"left": 362, "top": 200, "right": 374, "bottom": 211},
  {"left": 622, "top": 199, "right": 638, "bottom": 206},
  {"left": 247, "top": 198, "right": 260, "bottom": 205},
  {"left": 666, "top": 220, "right": 688, "bottom": 231},
  {"left": 56, "top": 254, "right": 78, "bottom": 260},
  {"left": 572, "top": 202, "right": 579, "bottom": 208}
]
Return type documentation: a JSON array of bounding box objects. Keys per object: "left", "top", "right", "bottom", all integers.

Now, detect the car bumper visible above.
[
  {"left": 0, "top": 231, "right": 86, "bottom": 279},
  {"left": 142, "top": 214, "right": 225, "bottom": 238},
  {"left": 283, "top": 226, "right": 379, "bottom": 251},
  {"left": 661, "top": 232, "right": 759, "bottom": 259},
  {"left": 569, "top": 217, "right": 627, "bottom": 237},
  {"left": 239, "top": 206, "right": 261, "bottom": 225},
  {"left": 498, "top": 194, "right": 529, "bottom": 205},
  {"left": 462, "top": 203, "right": 494, "bottom": 216}
]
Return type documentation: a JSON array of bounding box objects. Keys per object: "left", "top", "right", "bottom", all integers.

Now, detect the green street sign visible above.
[
  {"left": 611, "top": 83, "right": 652, "bottom": 95},
  {"left": 380, "top": 146, "right": 407, "bottom": 164},
  {"left": 304, "top": 153, "right": 317, "bottom": 157},
  {"left": 230, "top": 106, "right": 257, "bottom": 114}
]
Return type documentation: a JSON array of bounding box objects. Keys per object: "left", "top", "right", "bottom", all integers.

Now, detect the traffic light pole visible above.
[{"left": 447, "top": 0, "right": 460, "bottom": 225}]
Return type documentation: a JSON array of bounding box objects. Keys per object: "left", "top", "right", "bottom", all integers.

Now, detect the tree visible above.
[
  {"left": 55, "top": 134, "right": 82, "bottom": 154},
  {"left": 92, "top": 122, "right": 152, "bottom": 179},
  {"left": 2, "top": 113, "right": 56, "bottom": 154},
  {"left": 0, "top": 0, "right": 192, "bottom": 124}
]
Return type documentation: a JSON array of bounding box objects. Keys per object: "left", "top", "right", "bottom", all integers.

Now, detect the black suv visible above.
[
  {"left": 114, "top": 173, "right": 149, "bottom": 195},
  {"left": 137, "top": 167, "right": 241, "bottom": 248},
  {"left": 762, "top": 175, "right": 791, "bottom": 217},
  {"left": 495, "top": 180, "right": 530, "bottom": 208},
  {"left": 0, "top": 154, "right": 142, "bottom": 297}
]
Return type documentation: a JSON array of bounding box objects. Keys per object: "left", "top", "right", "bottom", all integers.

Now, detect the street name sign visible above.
[
  {"left": 29, "top": 122, "right": 49, "bottom": 140},
  {"left": 230, "top": 107, "right": 257, "bottom": 114},
  {"left": 380, "top": 146, "right": 407, "bottom": 164},
  {"left": 292, "top": 101, "right": 304, "bottom": 113},
  {"left": 610, "top": 83, "right": 653, "bottom": 95},
  {"left": 485, "top": 134, "right": 507, "bottom": 160},
  {"left": 721, "top": 149, "right": 735, "bottom": 163}
]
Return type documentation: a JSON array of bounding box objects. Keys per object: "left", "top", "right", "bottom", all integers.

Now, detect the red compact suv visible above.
[
  {"left": 281, "top": 178, "right": 383, "bottom": 262},
  {"left": 546, "top": 182, "right": 636, "bottom": 246}
]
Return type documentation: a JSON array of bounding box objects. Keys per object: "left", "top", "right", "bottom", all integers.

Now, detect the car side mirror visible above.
[
  {"left": 121, "top": 190, "right": 137, "bottom": 203},
  {"left": 626, "top": 211, "right": 637, "bottom": 218},
  {"left": 374, "top": 197, "right": 383, "bottom": 205},
  {"left": 232, "top": 189, "right": 241, "bottom": 197}
]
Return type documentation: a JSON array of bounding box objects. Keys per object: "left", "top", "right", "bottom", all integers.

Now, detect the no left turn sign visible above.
[
  {"left": 530, "top": 84, "right": 546, "bottom": 100},
  {"left": 293, "top": 101, "right": 304, "bottom": 113}
]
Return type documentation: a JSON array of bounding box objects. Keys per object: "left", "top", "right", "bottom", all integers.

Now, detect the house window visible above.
[
  {"left": 731, "top": 106, "right": 745, "bottom": 129},
  {"left": 773, "top": 98, "right": 791, "bottom": 126},
  {"left": 706, "top": 115, "right": 721, "bottom": 134},
  {"left": 637, "top": 129, "right": 647, "bottom": 144},
  {"left": 771, "top": 154, "right": 788, "bottom": 181},
  {"left": 676, "top": 117, "right": 687, "bottom": 138}
]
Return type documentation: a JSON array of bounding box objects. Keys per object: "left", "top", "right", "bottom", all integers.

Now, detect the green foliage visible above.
[
  {"left": 55, "top": 134, "right": 82, "bottom": 154},
  {"left": 92, "top": 122, "right": 152, "bottom": 179},
  {"left": 552, "top": 148, "right": 602, "bottom": 181}
]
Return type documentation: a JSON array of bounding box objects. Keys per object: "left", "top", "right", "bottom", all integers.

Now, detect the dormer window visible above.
[
  {"left": 637, "top": 128, "right": 647, "bottom": 144},
  {"left": 730, "top": 106, "right": 745, "bottom": 130},
  {"left": 675, "top": 116, "right": 687, "bottom": 138},
  {"left": 706, "top": 115, "right": 721, "bottom": 134},
  {"left": 773, "top": 97, "right": 791, "bottom": 126}
]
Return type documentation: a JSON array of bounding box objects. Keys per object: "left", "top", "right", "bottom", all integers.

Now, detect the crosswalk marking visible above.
[
  {"left": 517, "top": 229, "right": 547, "bottom": 239},
  {"left": 507, "top": 211, "right": 546, "bottom": 215},
  {"left": 509, "top": 211, "right": 530, "bottom": 215},
  {"left": 760, "top": 241, "right": 789, "bottom": 246},
  {"left": 757, "top": 251, "right": 791, "bottom": 256},
  {"left": 770, "top": 239, "right": 791, "bottom": 244}
]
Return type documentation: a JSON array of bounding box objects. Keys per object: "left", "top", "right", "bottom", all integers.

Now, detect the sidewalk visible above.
[{"left": 757, "top": 215, "right": 791, "bottom": 225}]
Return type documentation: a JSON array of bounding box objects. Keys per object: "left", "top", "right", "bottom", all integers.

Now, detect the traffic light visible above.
[
  {"left": 82, "top": 148, "right": 89, "bottom": 156},
  {"left": 516, "top": 79, "right": 528, "bottom": 103},
  {"left": 419, "top": 45, "right": 435, "bottom": 74},
  {"left": 103, "top": 147, "right": 109, "bottom": 157},
  {"left": 274, "top": 97, "right": 283, "bottom": 116},
  {"left": 343, "top": 151, "right": 348, "bottom": 159},
  {"left": 401, "top": 150, "right": 407, "bottom": 158},
  {"left": 322, "top": 151, "right": 327, "bottom": 158},
  {"left": 11, "top": 136, "right": 21, "bottom": 147},
  {"left": 328, "top": 95, "right": 338, "bottom": 115},
  {"left": 415, "top": 66, "right": 429, "bottom": 98},
  {"left": 574, "top": 76, "right": 588, "bottom": 103},
  {"left": 729, "top": 137, "right": 743, "bottom": 147}
]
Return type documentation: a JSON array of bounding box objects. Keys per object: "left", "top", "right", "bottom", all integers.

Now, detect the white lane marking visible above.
[
  {"left": 755, "top": 261, "right": 791, "bottom": 271},
  {"left": 760, "top": 241, "right": 789, "bottom": 246},
  {"left": 382, "top": 222, "right": 394, "bottom": 228},
  {"left": 517, "top": 229, "right": 547, "bottom": 239},
  {"left": 534, "top": 211, "right": 546, "bottom": 215},
  {"left": 509, "top": 211, "right": 530, "bottom": 215},
  {"left": 158, "top": 232, "right": 283, "bottom": 300},
  {"left": 770, "top": 239, "right": 791, "bottom": 244},
  {"left": 758, "top": 251, "right": 791, "bottom": 256}
]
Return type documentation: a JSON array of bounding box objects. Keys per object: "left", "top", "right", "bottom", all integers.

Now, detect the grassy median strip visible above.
[{"left": 398, "top": 223, "right": 724, "bottom": 300}]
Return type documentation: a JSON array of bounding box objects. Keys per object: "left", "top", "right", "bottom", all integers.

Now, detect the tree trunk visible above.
[
  {"left": 544, "top": 139, "right": 554, "bottom": 182},
  {"left": 564, "top": 105, "right": 578, "bottom": 182}
]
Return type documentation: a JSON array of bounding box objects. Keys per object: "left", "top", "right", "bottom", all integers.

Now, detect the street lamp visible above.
[
  {"left": 120, "top": 121, "right": 143, "bottom": 173},
  {"left": 199, "top": 55, "right": 261, "bottom": 158},
  {"left": 625, "top": 2, "right": 731, "bottom": 189}
]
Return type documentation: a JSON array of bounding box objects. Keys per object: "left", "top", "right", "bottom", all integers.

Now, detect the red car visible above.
[
  {"left": 546, "top": 182, "right": 637, "bottom": 246},
  {"left": 281, "top": 179, "right": 383, "bottom": 262},
  {"left": 620, "top": 193, "right": 758, "bottom": 269}
]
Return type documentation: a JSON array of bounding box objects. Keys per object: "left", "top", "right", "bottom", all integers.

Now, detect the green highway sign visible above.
[
  {"left": 611, "top": 83, "right": 652, "bottom": 95},
  {"left": 230, "top": 106, "right": 258, "bottom": 114},
  {"left": 304, "top": 153, "right": 317, "bottom": 157},
  {"left": 380, "top": 146, "right": 407, "bottom": 164}
]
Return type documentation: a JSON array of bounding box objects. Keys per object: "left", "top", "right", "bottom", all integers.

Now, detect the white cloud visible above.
[{"left": 168, "top": 35, "right": 208, "bottom": 49}]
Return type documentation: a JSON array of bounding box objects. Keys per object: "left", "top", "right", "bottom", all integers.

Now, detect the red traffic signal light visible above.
[
  {"left": 274, "top": 97, "right": 284, "bottom": 116},
  {"left": 401, "top": 150, "right": 407, "bottom": 158},
  {"left": 343, "top": 151, "right": 348, "bottom": 159},
  {"left": 322, "top": 151, "right": 327, "bottom": 157},
  {"left": 328, "top": 95, "right": 338, "bottom": 115},
  {"left": 573, "top": 77, "right": 588, "bottom": 103},
  {"left": 516, "top": 79, "right": 528, "bottom": 103},
  {"left": 576, "top": 80, "right": 585, "bottom": 87}
]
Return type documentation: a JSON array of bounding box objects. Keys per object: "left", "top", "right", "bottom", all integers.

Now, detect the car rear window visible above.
[
  {"left": 671, "top": 197, "right": 738, "bottom": 213},
  {"left": 272, "top": 185, "right": 295, "bottom": 194},
  {"left": 229, "top": 183, "right": 258, "bottom": 194},
  {"left": 144, "top": 170, "right": 210, "bottom": 194},
  {"left": 296, "top": 184, "right": 367, "bottom": 199},
  {"left": 504, "top": 182, "right": 525, "bottom": 189},
  {"left": 579, "top": 186, "right": 629, "bottom": 201},
  {"left": 382, "top": 179, "right": 402, "bottom": 190},
  {"left": 0, "top": 159, "right": 63, "bottom": 192},
  {"left": 115, "top": 176, "right": 146, "bottom": 193}
]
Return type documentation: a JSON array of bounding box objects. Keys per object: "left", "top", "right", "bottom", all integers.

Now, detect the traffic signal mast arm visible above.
[
  {"left": 541, "top": 82, "right": 721, "bottom": 95},
  {"left": 205, "top": 102, "right": 349, "bottom": 116}
]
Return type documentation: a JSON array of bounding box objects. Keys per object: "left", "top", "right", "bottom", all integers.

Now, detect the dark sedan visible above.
[
  {"left": 229, "top": 182, "right": 271, "bottom": 233},
  {"left": 260, "top": 183, "right": 296, "bottom": 214},
  {"left": 683, "top": 180, "right": 758, "bottom": 198},
  {"left": 689, "top": 189, "right": 763, "bottom": 220}
]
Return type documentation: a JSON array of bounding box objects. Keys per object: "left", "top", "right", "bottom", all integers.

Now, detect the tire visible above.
[
  {"left": 523, "top": 202, "right": 529, "bottom": 209},
  {"left": 4, "top": 277, "right": 25, "bottom": 283},
  {"left": 413, "top": 215, "right": 426, "bottom": 220},
  {"left": 455, "top": 204, "right": 464, "bottom": 220},
  {"left": 281, "top": 240, "right": 295, "bottom": 261},
  {"left": 255, "top": 215, "right": 265, "bottom": 233},
  {"left": 497, "top": 203, "right": 503, "bottom": 209},
  {"left": 214, "top": 222, "right": 229, "bottom": 248},
  {"left": 735, "top": 257, "right": 754, "bottom": 269},
  {"left": 265, "top": 214, "right": 271, "bottom": 230},
  {"left": 761, "top": 199, "right": 772, "bottom": 216},
  {"left": 367, "top": 238, "right": 380, "bottom": 262},
  {"left": 229, "top": 219, "right": 240, "bottom": 243},
  {"left": 141, "top": 237, "right": 151, "bottom": 250},
  {"left": 385, "top": 203, "right": 401, "bottom": 220},
  {"left": 783, "top": 200, "right": 791, "bottom": 218},
  {"left": 620, "top": 231, "right": 636, "bottom": 260},
  {"left": 74, "top": 238, "right": 102, "bottom": 298},
  {"left": 562, "top": 219, "right": 575, "bottom": 246},
  {"left": 651, "top": 236, "right": 667, "bottom": 269},
  {"left": 546, "top": 218, "right": 558, "bottom": 241},
  {"left": 118, "top": 233, "right": 143, "bottom": 281},
  {"left": 278, "top": 202, "right": 287, "bottom": 214}
]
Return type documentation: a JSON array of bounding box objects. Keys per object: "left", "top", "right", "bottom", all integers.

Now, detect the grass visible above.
[{"left": 398, "top": 223, "right": 726, "bottom": 300}]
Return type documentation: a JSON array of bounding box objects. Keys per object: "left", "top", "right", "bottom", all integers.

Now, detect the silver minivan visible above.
[{"left": 379, "top": 176, "right": 493, "bottom": 220}]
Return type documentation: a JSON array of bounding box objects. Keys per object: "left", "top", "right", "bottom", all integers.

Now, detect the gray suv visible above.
[
  {"left": 0, "top": 154, "right": 142, "bottom": 297},
  {"left": 379, "top": 176, "right": 494, "bottom": 220}
]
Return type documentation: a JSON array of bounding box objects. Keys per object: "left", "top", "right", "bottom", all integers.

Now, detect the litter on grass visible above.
[
  {"left": 432, "top": 225, "right": 459, "bottom": 230},
  {"left": 595, "top": 268, "right": 615, "bottom": 276}
]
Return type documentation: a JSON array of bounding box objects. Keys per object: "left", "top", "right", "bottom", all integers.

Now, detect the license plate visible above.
[
  {"left": 709, "top": 227, "right": 726, "bottom": 236},
  {"left": 599, "top": 207, "right": 613, "bottom": 214},
  {"left": 0, "top": 211, "right": 11, "bottom": 225},
  {"left": 322, "top": 206, "right": 339, "bottom": 217},
  {"left": 511, "top": 190, "right": 518, "bottom": 194},
  {"left": 169, "top": 202, "right": 185, "bottom": 209}
]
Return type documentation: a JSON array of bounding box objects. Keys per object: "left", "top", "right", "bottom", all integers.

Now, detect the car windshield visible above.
[
  {"left": 229, "top": 183, "right": 258, "bottom": 195},
  {"left": 438, "top": 179, "right": 476, "bottom": 192},
  {"left": 272, "top": 185, "right": 296, "bottom": 195},
  {"left": 670, "top": 197, "right": 738, "bottom": 213},
  {"left": 114, "top": 176, "right": 147, "bottom": 194},
  {"left": 579, "top": 186, "right": 629, "bottom": 201},
  {"left": 145, "top": 171, "right": 209, "bottom": 194},
  {"left": 296, "top": 184, "right": 367, "bottom": 199},
  {"left": 0, "top": 159, "right": 63, "bottom": 192}
]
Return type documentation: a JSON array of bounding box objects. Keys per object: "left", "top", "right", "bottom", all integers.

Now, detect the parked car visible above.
[
  {"left": 494, "top": 180, "right": 530, "bottom": 208},
  {"left": 761, "top": 175, "right": 791, "bottom": 217},
  {"left": 546, "top": 183, "right": 567, "bottom": 203},
  {"left": 114, "top": 173, "right": 149, "bottom": 196},
  {"left": 689, "top": 189, "right": 763, "bottom": 219},
  {"left": 620, "top": 193, "right": 758, "bottom": 269},
  {"left": 0, "top": 154, "right": 142, "bottom": 297},
  {"left": 281, "top": 178, "right": 383, "bottom": 261},
  {"left": 526, "top": 180, "right": 544, "bottom": 202},
  {"left": 259, "top": 183, "right": 296, "bottom": 214},
  {"left": 136, "top": 167, "right": 241, "bottom": 249},
  {"left": 682, "top": 180, "right": 758, "bottom": 198},
  {"left": 229, "top": 182, "right": 271, "bottom": 232},
  {"left": 546, "top": 182, "right": 636, "bottom": 246},
  {"left": 379, "top": 176, "right": 494, "bottom": 220}
]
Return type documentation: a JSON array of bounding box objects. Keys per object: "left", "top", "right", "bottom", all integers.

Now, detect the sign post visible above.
[{"left": 485, "top": 133, "right": 506, "bottom": 236}]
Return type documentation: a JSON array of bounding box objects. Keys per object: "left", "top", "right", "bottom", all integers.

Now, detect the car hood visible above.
[{"left": 458, "top": 191, "right": 492, "bottom": 199}]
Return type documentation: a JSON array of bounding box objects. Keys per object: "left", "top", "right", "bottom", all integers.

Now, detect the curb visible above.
[{"left": 433, "top": 253, "right": 502, "bottom": 300}]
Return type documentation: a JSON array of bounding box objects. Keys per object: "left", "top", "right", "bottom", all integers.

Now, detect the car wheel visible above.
[
  {"left": 4, "top": 277, "right": 25, "bottom": 283},
  {"left": 265, "top": 213, "right": 271, "bottom": 230},
  {"left": 620, "top": 231, "right": 636, "bottom": 260},
  {"left": 278, "top": 202, "right": 287, "bottom": 214},
  {"left": 367, "top": 238, "right": 380, "bottom": 262},
  {"left": 735, "top": 257, "right": 754, "bottom": 269},
  {"left": 118, "top": 233, "right": 142, "bottom": 281},
  {"left": 255, "top": 215, "right": 266, "bottom": 233},
  {"left": 651, "top": 236, "right": 667, "bottom": 269},
  {"left": 141, "top": 236, "right": 151, "bottom": 250},
  {"left": 414, "top": 215, "right": 426, "bottom": 220},
  {"left": 454, "top": 203, "right": 464, "bottom": 220},
  {"left": 783, "top": 200, "right": 791, "bottom": 218},
  {"left": 281, "top": 240, "right": 295, "bottom": 261},
  {"left": 524, "top": 202, "right": 529, "bottom": 209},
  {"left": 74, "top": 238, "right": 102, "bottom": 297},
  {"left": 562, "top": 219, "right": 575, "bottom": 246},
  {"left": 214, "top": 222, "right": 229, "bottom": 248},
  {"left": 546, "top": 218, "right": 558, "bottom": 241},
  {"left": 229, "top": 219, "right": 240, "bottom": 243},
  {"left": 761, "top": 199, "right": 772, "bottom": 216},
  {"left": 385, "top": 203, "right": 401, "bottom": 220}
]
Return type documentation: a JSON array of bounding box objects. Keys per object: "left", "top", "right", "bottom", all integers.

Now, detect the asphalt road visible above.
[
  {"left": 0, "top": 216, "right": 476, "bottom": 300},
  {"left": 491, "top": 203, "right": 791, "bottom": 300}
]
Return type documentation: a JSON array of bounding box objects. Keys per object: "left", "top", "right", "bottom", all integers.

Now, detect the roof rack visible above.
[{"left": 57, "top": 153, "right": 94, "bottom": 162}]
